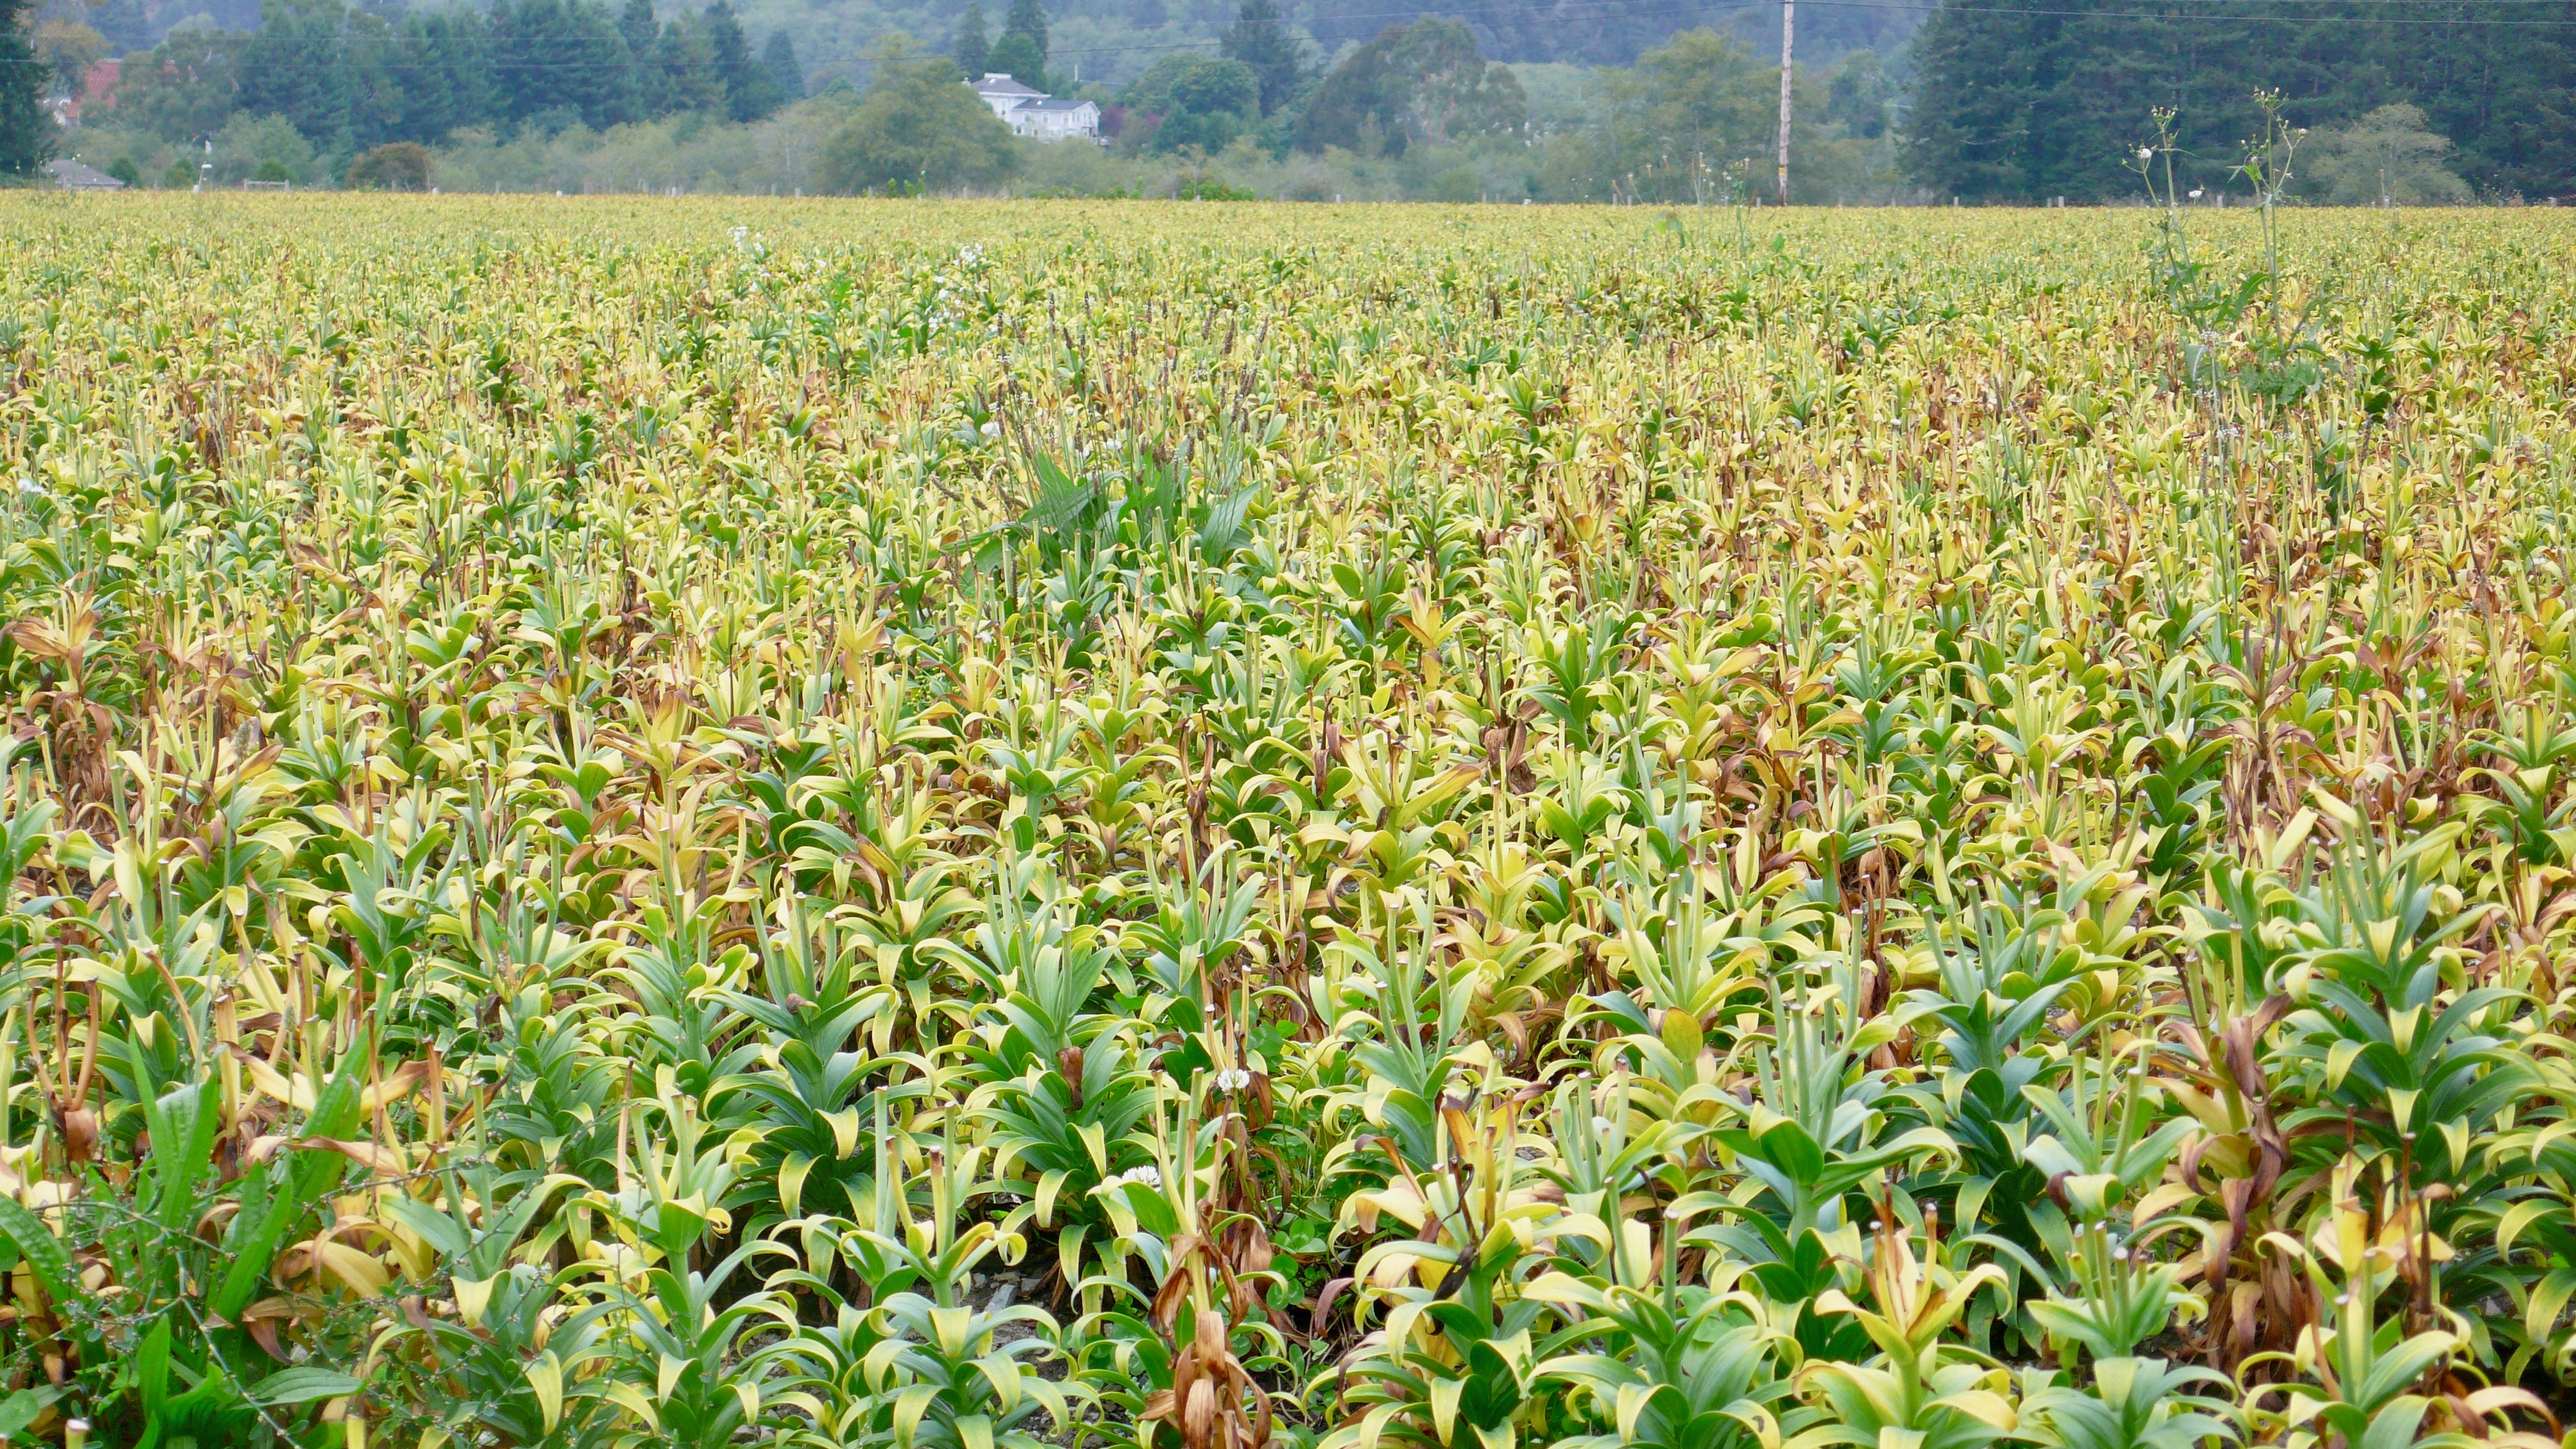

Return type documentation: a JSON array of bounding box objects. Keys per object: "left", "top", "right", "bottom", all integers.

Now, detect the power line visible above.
[
  {"left": 1268, "top": 0, "right": 2576, "bottom": 23},
  {"left": 1766, "top": 0, "right": 2576, "bottom": 23},
  {"left": 1050, "top": 0, "right": 2576, "bottom": 54}
]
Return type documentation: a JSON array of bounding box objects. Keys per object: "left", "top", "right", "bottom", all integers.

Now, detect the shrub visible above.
[{"left": 347, "top": 141, "right": 434, "bottom": 191}]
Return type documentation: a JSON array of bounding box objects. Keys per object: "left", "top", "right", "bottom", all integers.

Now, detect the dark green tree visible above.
[
  {"left": 703, "top": 1, "right": 782, "bottom": 120},
  {"left": 619, "top": 0, "right": 666, "bottom": 112},
  {"left": 986, "top": 32, "right": 1042, "bottom": 90},
  {"left": 567, "top": 0, "right": 643, "bottom": 127},
  {"left": 989, "top": 0, "right": 1044, "bottom": 88},
  {"left": 762, "top": 31, "right": 804, "bottom": 101},
  {"left": 1902, "top": 0, "right": 2576, "bottom": 202},
  {"left": 1220, "top": 0, "right": 1302, "bottom": 114},
  {"left": 492, "top": 0, "right": 639, "bottom": 130},
  {"left": 821, "top": 34, "right": 1020, "bottom": 193},
  {"left": 1001, "top": 0, "right": 1046, "bottom": 54},
  {"left": 2399, "top": 7, "right": 2576, "bottom": 198},
  {"left": 1122, "top": 52, "right": 1258, "bottom": 151},
  {"left": 652, "top": 10, "right": 726, "bottom": 115},
  {"left": 393, "top": 9, "right": 494, "bottom": 142},
  {"left": 616, "top": 0, "right": 657, "bottom": 58},
  {"left": 952, "top": 0, "right": 989, "bottom": 78},
  {"left": 0, "top": 0, "right": 43, "bottom": 177},
  {"left": 346, "top": 6, "right": 412, "bottom": 146},
  {"left": 237, "top": 0, "right": 352, "bottom": 145},
  {"left": 1901, "top": 0, "right": 2127, "bottom": 201}
]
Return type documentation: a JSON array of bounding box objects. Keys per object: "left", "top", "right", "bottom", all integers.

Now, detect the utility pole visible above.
[{"left": 1775, "top": 0, "right": 1794, "bottom": 206}]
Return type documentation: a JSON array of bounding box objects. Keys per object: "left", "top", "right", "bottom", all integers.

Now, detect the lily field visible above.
[{"left": 3, "top": 196, "right": 2576, "bottom": 1449}]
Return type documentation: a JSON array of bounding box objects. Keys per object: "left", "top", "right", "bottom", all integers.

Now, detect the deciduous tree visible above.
[
  {"left": 1294, "top": 18, "right": 1521, "bottom": 156},
  {"left": 820, "top": 35, "right": 1019, "bottom": 193}
]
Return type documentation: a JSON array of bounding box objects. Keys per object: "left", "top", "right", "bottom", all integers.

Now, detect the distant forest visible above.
[
  {"left": 60, "top": 0, "right": 1927, "bottom": 92},
  {"left": 14, "top": 0, "right": 2576, "bottom": 200},
  {"left": 65, "top": 0, "right": 1919, "bottom": 90},
  {"left": 1906, "top": 0, "right": 2576, "bottom": 202}
]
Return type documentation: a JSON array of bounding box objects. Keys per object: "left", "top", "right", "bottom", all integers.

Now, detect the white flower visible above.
[
  {"left": 2188, "top": 188, "right": 2203, "bottom": 199},
  {"left": 1214, "top": 1068, "right": 1251, "bottom": 1091},
  {"left": 15, "top": 476, "right": 40, "bottom": 496},
  {"left": 1094, "top": 1164, "right": 1165, "bottom": 1195},
  {"left": 979, "top": 420, "right": 1001, "bottom": 438},
  {"left": 2138, "top": 147, "right": 2155, "bottom": 161}
]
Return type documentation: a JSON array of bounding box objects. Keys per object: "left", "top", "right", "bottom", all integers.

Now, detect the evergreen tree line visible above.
[
  {"left": 13, "top": 0, "right": 2566, "bottom": 197},
  {"left": 104, "top": 0, "right": 804, "bottom": 159},
  {"left": 1, "top": 0, "right": 45, "bottom": 175},
  {"left": 1905, "top": 0, "right": 2576, "bottom": 201}
]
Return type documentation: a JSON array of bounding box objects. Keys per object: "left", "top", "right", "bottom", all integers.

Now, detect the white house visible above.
[
  {"left": 1010, "top": 96, "right": 1102, "bottom": 141},
  {"left": 967, "top": 73, "right": 1101, "bottom": 143},
  {"left": 970, "top": 73, "right": 1042, "bottom": 120}
]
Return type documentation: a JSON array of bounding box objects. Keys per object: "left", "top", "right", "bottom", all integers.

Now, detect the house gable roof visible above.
[{"left": 46, "top": 159, "right": 124, "bottom": 190}]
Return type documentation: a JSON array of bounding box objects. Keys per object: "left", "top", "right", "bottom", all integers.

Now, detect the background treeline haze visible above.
[
  {"left": 1906, "top": 0, "right": 2576, "bottom": 202},
  {"left": 107, "top": 0, "right": 800, "bottom": 153},
  {"left": 13, "top": 0, "right": 2575, "bottom": 200}
]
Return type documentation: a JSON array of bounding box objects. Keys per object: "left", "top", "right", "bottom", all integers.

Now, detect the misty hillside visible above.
[
  {"left": 104, "top": 0, "right": 1918, "bottom": 93},
  {"left": 743, "top": 0, "right": 1919, "bottom": 90}
]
